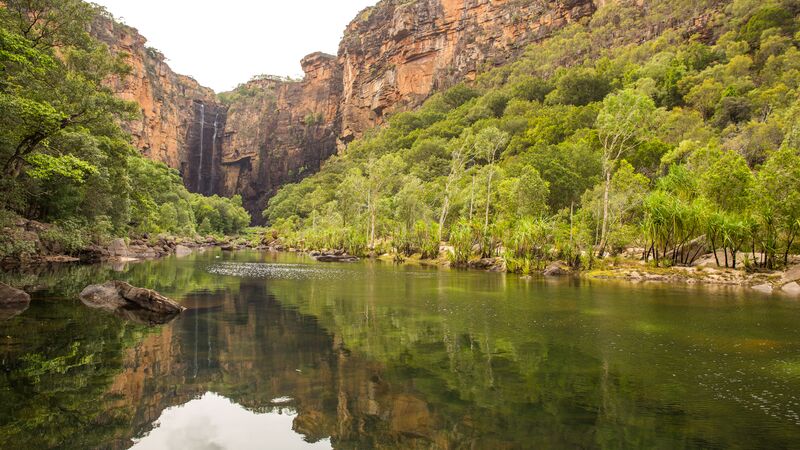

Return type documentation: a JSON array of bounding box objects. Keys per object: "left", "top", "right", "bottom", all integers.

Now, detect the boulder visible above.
[
  {"left": 108, "top": 238, "right": 128, "bottom": 257},
  {"left": 783, "top": 265, "right": 800, "bottom": 283},
  {"left": 314, "top": 255, "right": 359, "bottom": 263},
  {"left": 469, "top": 257, "right": 505, "bottom": 272},
  {"left": 0, "top": 283, "right": 31, "bottom": 321},
  {"left": 174, "top": 245, "right": 192, "bottom": 257},
  {"left": 0, "top": 283, "right": 30, "bottom": 320},
  {"left": 781, "top": 282, "right": 800, "bottom": 296},
  {"left": 0, "top": 282, "right": 31, "bottom": 305},
  {"left": 80, "top": 281, "right": 186, "bottom": 316},
  {"left": 543, "top": 262, "right": 569, "bottom": 277},
  {"left": 79, "top": 245, "right": 110, "bottom": 263},
  {"left": 751, "top": 283, "right": 773, "bottom": 294}
]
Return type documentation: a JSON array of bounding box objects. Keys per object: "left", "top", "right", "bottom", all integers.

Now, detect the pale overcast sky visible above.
[{"left": 94, "top": 0, "right": 377, "bottom": 92}]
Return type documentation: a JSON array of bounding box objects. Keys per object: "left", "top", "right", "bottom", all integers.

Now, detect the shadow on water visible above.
[{"left": 1, "top": 249, "right": 800, "bottom": 449}]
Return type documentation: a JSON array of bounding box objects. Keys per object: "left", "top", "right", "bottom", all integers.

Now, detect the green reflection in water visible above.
[{"left": 1, "top": 250, "right": 800, "bottom": 449}]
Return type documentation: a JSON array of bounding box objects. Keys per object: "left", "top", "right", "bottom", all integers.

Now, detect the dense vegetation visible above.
[
  {"left": 266, "top": 0, "right": 800, "bottom": 272},
  {"left": 0, "top": 0, "right": 250, "bottom": 258}
]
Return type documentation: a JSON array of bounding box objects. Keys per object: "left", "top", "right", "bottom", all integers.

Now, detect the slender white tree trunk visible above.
[
  {"left": 469, "top": 174, "right": 475, "bottom": 220},
  {"left": 484, "top": 168, "right": 494, "bottom": 233},
  {"left": 599, "top": 169, "right": 611, "bottom": 257},
  {"left": 438, "top": 194, "right": 450, "bottom": 242}
]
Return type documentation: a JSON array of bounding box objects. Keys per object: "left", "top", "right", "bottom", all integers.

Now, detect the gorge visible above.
[{"left": 95, "top": 0, "right": 600, "bottom": 220}]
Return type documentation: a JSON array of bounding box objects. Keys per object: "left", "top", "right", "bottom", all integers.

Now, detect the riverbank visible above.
[
  {"left": 272, "top": 242, "right": 800, "bottom": 297},
  {"left": 0, "top": 217, "right": 271, "bottom": 268},
  {"left": 584, "top": 260, "right": 800, "bottom": 296},
  {"left": 5, "top": 220, "right": 800, "bottom": 298}
]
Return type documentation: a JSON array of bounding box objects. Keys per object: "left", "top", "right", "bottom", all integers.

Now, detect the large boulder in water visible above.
[
  {"left": 0, "top": 283, "right": 30, "bottom": 305},
  {"left": 174, "top": 245, "right": 192, "bottom": 257},
  {"left": 80, "top": 281, "right": 186, "bottom": 316},
  {"left": 543, "top": 262, "right": 570, "bottom": 277},
  {"left": 0, "top": 283, "right": 30, "bottom": 320},
  {"left": 108, "top": 238, "right": 128, "bottom": 257}
]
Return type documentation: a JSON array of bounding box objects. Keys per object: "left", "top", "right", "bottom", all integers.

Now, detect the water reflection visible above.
[
  {"left": 131, "top": 393, "right": 332, "bottom": 450},
  {"left": 1, "top": 250, "right": 800, "bottom": 449}
]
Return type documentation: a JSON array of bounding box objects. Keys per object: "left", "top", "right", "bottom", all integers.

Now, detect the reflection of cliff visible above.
[
  {"left": 106, "top": 278, "right": 567, "bottom": 448},
  {"left": 103, "top": 282, "right": 429, "bottom": 448},
  {"left": 100, "top": 276, "right": 613, "bottom": 449}
]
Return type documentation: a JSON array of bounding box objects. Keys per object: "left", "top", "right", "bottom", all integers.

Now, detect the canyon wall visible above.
[
  {"left": 216, "top": 53, "right": 343, "bottom": 214},
  {"left": 98, "top": 0, "right": 598, "bottom": 221},
  {"left": 338, "top": 0, "right": 597, "bottom": 143},
  {"left": 90, "top": 15, "right": 217, "bottom": 171}
]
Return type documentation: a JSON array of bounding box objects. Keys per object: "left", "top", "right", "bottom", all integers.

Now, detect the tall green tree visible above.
[
  {"left": 474, "top": 127, "right": 509, "bottom": 234},
  {"left": 595, "top": 89, "right": 655, "bottom": 255},
  {"left": 365, "top": 154, "right": 404, "bottom": 249}
]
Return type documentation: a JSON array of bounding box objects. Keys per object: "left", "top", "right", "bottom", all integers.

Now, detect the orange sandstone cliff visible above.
[
  {"left": 338, "top": 0, "right": 597, "bottom": 144},
  {"left": 99, "top": 0, "right": 599, "bottom": 220}
]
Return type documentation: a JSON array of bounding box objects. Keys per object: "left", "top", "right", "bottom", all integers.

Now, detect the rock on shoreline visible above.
[
  {"left": 309, "top": 251, "right": 359, "bottom": 263},
  {"left": 0, "top": 283, "right": 31, "bottom": 320},
  {"left": 80, "top": 281, "right": 186, "bottom": 317}
]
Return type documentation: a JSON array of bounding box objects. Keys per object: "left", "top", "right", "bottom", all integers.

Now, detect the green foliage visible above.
[
  {"left": 0, "top": 3, "right": 252, "bottom": 257},
  {"left": 192, "top": 194, "right": 250, "bottom": 236},
  {"left": 449, "top": 219, "right": 477, "bottom": 265},
  {"left": 264, "top": 0, "right": 800, "bottom": 271}
]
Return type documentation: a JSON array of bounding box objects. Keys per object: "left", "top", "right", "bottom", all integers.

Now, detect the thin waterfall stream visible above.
[
  {"left": 210, "top": 110, "right": 219, "bottom": 195},
  {"left": 196, "top": 103, "right": 205, "bottom": 192}
]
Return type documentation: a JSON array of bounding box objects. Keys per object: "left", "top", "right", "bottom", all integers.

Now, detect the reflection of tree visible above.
[
  {"left": 0, "top": 301, "right": 150, "bottom": 449},
  {"left": 266, "top": 270, "right": 800, "bottom": 449},
  {"left": 3, "top": 252, "right": 800, "bottom": 449}
]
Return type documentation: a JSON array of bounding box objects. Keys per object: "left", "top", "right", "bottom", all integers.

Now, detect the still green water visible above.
[{"left": 1, "top": 250, "right": 799, "bottom": 449}]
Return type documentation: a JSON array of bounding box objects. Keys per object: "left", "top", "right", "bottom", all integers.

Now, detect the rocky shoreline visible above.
[
  {"left": 4, "top": 220, "right": 799, "bottom": 298},
  {"left": 0, "top": 217, "right": 276, "bottom": 269},
  {"left": 284, "top": 243, "right": 800, "bottom": 297},
  {"left": 585, "top": 262, "right": 800, "bottom": 296}
]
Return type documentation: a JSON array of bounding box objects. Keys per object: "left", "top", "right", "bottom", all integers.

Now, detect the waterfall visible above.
[
  {"left": 196, "top": 103, "right": 205, "bottom": 193},
  {"left": 210, "top": 110, "right": 219, "bottom": 195}
]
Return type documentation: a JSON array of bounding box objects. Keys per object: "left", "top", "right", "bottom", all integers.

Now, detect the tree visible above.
[
  {"left": 365, "top": 154, "right": 403, "bottom": 249},
  {"left": 438, "top": 132, "right": 473, "bottom": 241},
  {"left": 496, "top": 165, "right": 549, "bottom": 220},
  {"left": 394, "top": 175, "right": 426, "bottom": 232},
  {"left": 0, "top": 3, "right": 135, "bottom": 179},
  {"left": 754, "top": 147, "right": 800, "bottom": 266},
  {"left": 698, "top": 150, "right": 753, "bottom": 212},
  {"left": 474, "top": 127, "right": 509, "bottom": 234},
  {"left": 336, "top": 168, "right": 367, "bottom": 228},
  {"left": 595, "top": 89, "right": 655, "bottom": 255}
]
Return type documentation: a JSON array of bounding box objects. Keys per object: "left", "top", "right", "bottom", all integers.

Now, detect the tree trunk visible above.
[
  {"left": 484, "top": 168, "right": 494, "bottom": 234},
  {"left": 785, "top": 233, "right": 795, "bottom": 267},
  {"left": 369, "top": 208, "right": 376, "bottom": 250},
  {"left": 598, "top": 170, "right": 611, "bottom": 257},
  {"left": 438, "top": 195, "right": 450, "bottom": 242},
  {"left": 469, "top": 174, "right": 475, "bottom": 221},
  {"left": 711, "top": 236, "right": 720, "bottom": 267}
]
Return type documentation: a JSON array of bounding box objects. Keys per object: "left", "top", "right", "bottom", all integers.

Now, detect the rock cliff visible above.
[
  {"left": 217, "top": 53, "right": 342, "bottom": 214},
  {"left": 98, "top": 0, "right": 599, "bottom": 221},
  {"left": 338, "top": 0, "right": 597, "bottom": 143},
  {"left": 90, "top": 15, "right": 217, "bottom": 172}
]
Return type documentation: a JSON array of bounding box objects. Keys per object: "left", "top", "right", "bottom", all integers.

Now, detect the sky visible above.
[
  {"left": 131, "top": 392, "right": 332, "bottom": 449},
  {"left": 93, "top": 0, "right": 377, "bottom": 92}
]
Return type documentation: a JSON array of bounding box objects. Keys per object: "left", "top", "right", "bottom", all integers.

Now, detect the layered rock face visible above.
[
  {"left": 338, "top": 0, "right": 597, "bottom": 143},
  {"left": 98, "top": 0, "right": 597, "bottom": 220},
  {"left": 90, "top": 16, "right": 216, "bottom": 171},
  {"left": 218, "top": 53, "right": 342, "bottom": 214},
  {"left": 185, "top": 101, "right": 227, "bottom": 196}
]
